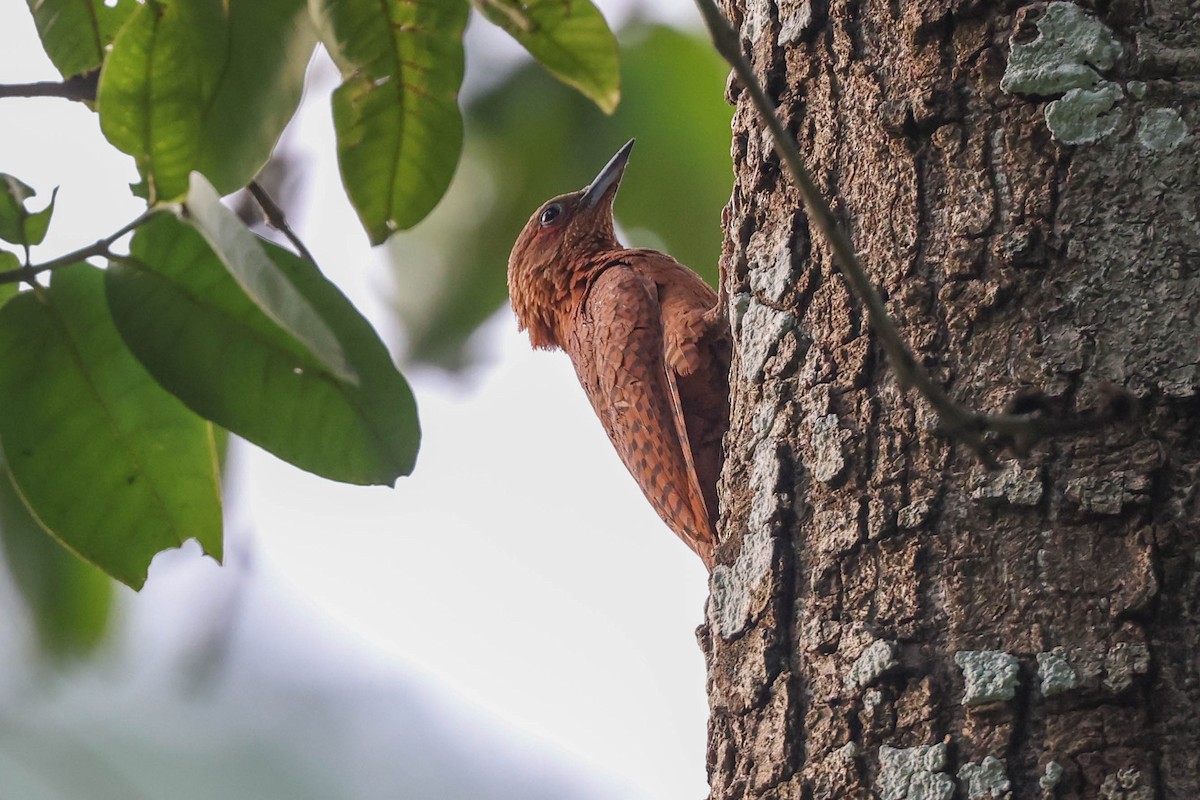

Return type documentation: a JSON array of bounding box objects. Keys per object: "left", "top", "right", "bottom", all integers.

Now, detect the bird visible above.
[{"left": 507, "top": 139, "right": 730, "bottom": 570}]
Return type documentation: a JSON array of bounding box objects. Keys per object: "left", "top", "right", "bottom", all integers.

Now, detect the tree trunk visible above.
[{"left": 702, "top": 1, "right": 1199, "bottom": 798}]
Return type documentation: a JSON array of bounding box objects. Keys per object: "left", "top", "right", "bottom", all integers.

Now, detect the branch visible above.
[
  {"left": 693, "top": 0, "right": 1129, "bottom": 462},
  {"left": 0, "top": 210, "right": 157, "bottom": 286},
  {"left": 247, "top": 181, "right": 317, "bottom": 264},
  {"left": 0, "top": 71, "right": 99, "bottom": 103}
]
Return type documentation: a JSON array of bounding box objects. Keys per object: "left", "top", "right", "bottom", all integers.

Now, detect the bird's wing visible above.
[
  {"left": 570, "top": 263, "right": 715, "bottom": 567},
  {"left": 626, "top": 250, "right": 730, "bottom": 540}
]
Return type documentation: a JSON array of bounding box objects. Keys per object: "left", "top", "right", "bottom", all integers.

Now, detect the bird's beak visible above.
[{"left": 580, "top": 139, "right": 634, "bottom": 210}]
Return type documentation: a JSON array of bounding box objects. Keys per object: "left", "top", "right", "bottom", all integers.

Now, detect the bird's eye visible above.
[{"left": 539, "top": 204, "right": 562, "bottom": 226}]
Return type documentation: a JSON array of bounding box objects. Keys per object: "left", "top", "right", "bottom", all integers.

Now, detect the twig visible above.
[
  {"left": 247, "top": 181, "right": 316, "bottom": 264},
  {"left": 692, "top": 0, "right": 1126, "bottom": 461},
  {"left": 0, "top": 210, "right": 157, "bottom": 286},
  {"left": 0, "top": 71, "right": 99, "bottom": 103}
]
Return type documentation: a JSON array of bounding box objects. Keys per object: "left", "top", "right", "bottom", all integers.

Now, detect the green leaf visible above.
[
  {"left": 473, "top": 0, "right": 619, "bottom": 114},
  {"left": 0, "top": 175, "right": 35, "bottom": 244},
  {"left": 0, "top": 174, "right": 57, "bottom": 247},
  {"left": 0, "top": 264, "right": 222, "bottom": 589},
  {"left": 24, "top": 188, "right": 58, "bottom": 246},
  {"left": 310, "top": 0, "right": 468, "bottom": 243},
  {"left": 0, "top": 461, "right": 114, "bottom": 659},
  {"left": 108, "top": 214, "right": 420, "bottom": 485},
  {"left": 97, "top": 0, "right": 316, "bottom": 202},
  {"left": 26, "top": 0, "right": 138, "bottom": 78},
  {"left": 184, "top": 173, "right": 356, "bottom": 384}
]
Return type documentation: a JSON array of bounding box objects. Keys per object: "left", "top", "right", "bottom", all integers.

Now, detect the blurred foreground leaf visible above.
[
  {"left": 473, "top": 0, "right": 619, "bottom": 114},
  {"left": 389, "top": 23, "right": 732, "bottom": 368},
  {"left": 0, "top": 462, "right": 114, "bottom": 659},
  {"left": 25, "top": 0, "right": 138, "bottom": 78},
  {"left": 0, "top": 264, "right": 222, "bottom": 589},
  {"left": 311, "top": 0, "right": 468, "bottom": 243},
  {"left": 0, "top": 254, "right": 19, "bottom": 300},
  {"left": 108, "top": 214, "right": 420, "bottom": 485},
  {"left": 97, "top": 0, "right": 315, "bottom": 201}
]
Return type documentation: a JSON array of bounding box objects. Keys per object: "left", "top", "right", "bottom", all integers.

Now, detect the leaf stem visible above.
[
  {"left": 247, "top": 181, "right": 317, "bottom": 265},
  {"left": 692, "top": 0, "right": 1125, "bottom": 460},
  {"left": 0, "top": 209, "right": 158, "bottom": 286}
]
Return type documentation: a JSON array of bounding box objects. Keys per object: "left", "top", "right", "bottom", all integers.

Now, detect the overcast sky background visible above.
[{"left": 0, "top": 1, "right": 720, "bottom": 797}]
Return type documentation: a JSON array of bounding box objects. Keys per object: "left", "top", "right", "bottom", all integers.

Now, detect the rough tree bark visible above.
[{"left": 701, "top": 1, "right": 1199, "bottom": 798}]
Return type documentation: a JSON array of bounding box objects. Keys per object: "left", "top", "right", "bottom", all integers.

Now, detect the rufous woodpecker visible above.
[{"left": 507, "top": 140, "right": 730, "bottom": 569}]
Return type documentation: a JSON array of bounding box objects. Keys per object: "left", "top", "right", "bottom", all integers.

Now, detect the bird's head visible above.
[{"left": 508, "top": 139, "right": 634, "bottom": 349}]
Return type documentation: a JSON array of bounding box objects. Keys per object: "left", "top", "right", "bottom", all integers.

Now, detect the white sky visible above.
[{"left": 0, "top": 1, "right": 716, "bottom": 798}]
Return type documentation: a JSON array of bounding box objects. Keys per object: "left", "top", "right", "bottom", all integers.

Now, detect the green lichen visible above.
[
  {"left": 736, "top": 298, "right": 795, "bottom": 381},
  {"left": 1037, "top": 651, "right": 1079, "bottom": 696},
  {"left": 955, "top": 650, "right": 1020, "bottom": 706},
  {"left": 845, "top": 639, "right": 899, "bottom": 689},
  {"left": 832, "top": 742, "right": 861, "bottom": 762},
  {"left": 1040, "top": 761, "right": 1065, "bottom": 791},
  {"left": 1099, "top": 768, "right": 1152, "bottom": 799},
  {"left": 1136, "top": 108, "right": 1189, "bottom": 151},
  {"left": 709, "top": 437, "right": 780, "bottom": 638},
  {"left": 878, "top": 744, "right": 954, "bottom": 800},
  {"left": 749, "top": 237, "right": 797, "bottom": 303},
  {"left": 729, "top": 292, "right": 751, "bottom": 334},
  {"left": 970, "top": 462, "right": 1042, "bottom": 505},
  {"left": 806, "top": 413, "right": 848, "bottom": 484},
  {"left": 958, "top": 757, "right": 1011, "bottom": 799},
  {"left": 1045, "top": 82, "right": 1125, "bottom": 145},
  {"left": 1103, "top": 640, "right": 1150, "bottom": 693},
  {"left": 1001, "top": 2, "right": 1122, "bottom": 96}
]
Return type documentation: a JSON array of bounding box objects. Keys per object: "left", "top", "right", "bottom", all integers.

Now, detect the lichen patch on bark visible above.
[{"left": 1000, "top": 2, "right": 1122, "bottom": 96}]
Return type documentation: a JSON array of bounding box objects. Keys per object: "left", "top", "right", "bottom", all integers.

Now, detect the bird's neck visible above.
[{"left": 524, "top": 247, "right": 618, "bottom": 350}]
